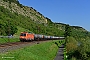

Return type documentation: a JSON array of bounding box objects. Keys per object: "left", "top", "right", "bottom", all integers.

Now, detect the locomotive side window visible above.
[{"left": 20, "top": 33, "right": 26, "bottom": 36}]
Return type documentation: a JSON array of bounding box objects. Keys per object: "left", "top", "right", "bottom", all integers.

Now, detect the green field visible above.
[{"left": 0, "top": 40, "right": 65, "bottom": 60}]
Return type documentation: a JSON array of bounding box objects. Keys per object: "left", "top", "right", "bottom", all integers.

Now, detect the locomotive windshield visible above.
[{"left": 20, "top": 33, "right": 26, "bottom": 36}]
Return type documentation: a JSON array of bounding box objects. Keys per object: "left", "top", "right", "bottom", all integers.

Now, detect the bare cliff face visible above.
[{"left": 0, "top": 0, "right": 48, "bottom": 24}]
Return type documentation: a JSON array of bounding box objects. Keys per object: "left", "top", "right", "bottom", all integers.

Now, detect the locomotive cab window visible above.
[{"left": 20, "top": 34, "right": 26, "bottom": 36}]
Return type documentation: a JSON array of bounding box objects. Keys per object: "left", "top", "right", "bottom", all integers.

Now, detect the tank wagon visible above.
[
  {"left": 19, "top": 32, "right": 64, "bottom": 41},
  {"left": 34, "top": 34, "right": 44, "bottom": 40}
]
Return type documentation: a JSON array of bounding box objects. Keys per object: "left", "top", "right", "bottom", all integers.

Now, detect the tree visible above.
[
  {"left": 64, "top": 24, "right": 71, "bottom": 44},
  {"left": 5, "top": 19, "right": 18, "bottom": 36},
  {"left": 66, "top": 36, "right": 78, "bottom": 53},
  {"left": 64, "top": 24, "right": 71, "bottom": 37}
]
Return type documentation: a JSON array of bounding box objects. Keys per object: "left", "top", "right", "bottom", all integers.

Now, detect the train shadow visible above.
[
  {"left": 54, "top": 41, "right": 65, "bottom": 48},
  {"left": 55, "top": 42, "right": 59, "bottom": 48}
]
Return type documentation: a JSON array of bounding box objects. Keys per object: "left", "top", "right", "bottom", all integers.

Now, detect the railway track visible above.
[
  {"left": 0, "top": 40, "right": 51, "bottom": 53},
  {"left": 0, "top": 38, "right": 64, "bottom": 53},
  {"left": 0, "top": 42, "right": 29, "bottom": 48},
  {"left": 0, "top": 38, "right": 64, "bottom": 48}
]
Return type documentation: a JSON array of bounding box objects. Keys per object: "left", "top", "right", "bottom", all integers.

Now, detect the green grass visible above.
[
  {"left": 0, "top": 40, "right": 64, "bottom": 60},
  {"left": 14, "top": 26, "right": 30, "bottom": 36},
  {"left": 64, "top": 48, "right": 68, "bottom": 60},
  {"left": 0, "top": 38, "right": 19, "bottom": 44}
]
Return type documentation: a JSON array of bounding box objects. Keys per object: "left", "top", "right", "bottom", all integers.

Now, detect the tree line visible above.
[{"left": 64, "top": 24, "right": 90, "bottom": 60}]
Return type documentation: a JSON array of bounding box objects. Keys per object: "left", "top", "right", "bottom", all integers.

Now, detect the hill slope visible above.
[
  {"left": 0, "top": 0, "right": 90, "bottom": 38},
  {"left": 0, "top": 0, "right": 47, "bottom": 23}
]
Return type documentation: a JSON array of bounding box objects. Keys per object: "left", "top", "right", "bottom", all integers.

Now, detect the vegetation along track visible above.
[{"left": 0, "top": 40, "right": 52, "bottom": 53}]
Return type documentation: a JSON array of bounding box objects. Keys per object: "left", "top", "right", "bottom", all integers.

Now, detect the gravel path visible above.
[{"left": 54, "top": 44, "right": 65, "bottom": 60}]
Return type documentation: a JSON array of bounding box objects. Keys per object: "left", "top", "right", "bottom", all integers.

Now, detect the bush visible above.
[
  {"left": 66, "top": 36, "right": 78, "bottom": 53},
  {"left": 66, "top": 36, "right": 90, "bottom": 60}
]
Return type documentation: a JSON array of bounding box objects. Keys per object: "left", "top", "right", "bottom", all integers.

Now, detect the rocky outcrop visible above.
[{"left": 0, "top": 0, "right": 47, "bottom": 23}]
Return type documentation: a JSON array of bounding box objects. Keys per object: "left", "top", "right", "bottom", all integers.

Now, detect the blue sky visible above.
[{"left": 18, "top": 0, "right": 90, "bottom": 31}]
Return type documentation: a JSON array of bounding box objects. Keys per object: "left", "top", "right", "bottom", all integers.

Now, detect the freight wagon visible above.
[{"left": 19, "top": 32, "right": 64, "bottom": 42}]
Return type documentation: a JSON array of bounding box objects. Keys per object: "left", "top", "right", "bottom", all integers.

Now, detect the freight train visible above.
[{"left": 19, "top": 32, "right": 64, "bottom": 42}]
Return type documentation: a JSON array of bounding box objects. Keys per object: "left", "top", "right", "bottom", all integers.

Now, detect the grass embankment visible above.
[
  {"left": 0, "top": 40, "right": 64, "bottom": 60},
  {"left": 15, "top": 26, "right": 30, "bottom": 36},
  {"left": 0, "top": 38, "right": 19, "bottom": 44}
]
